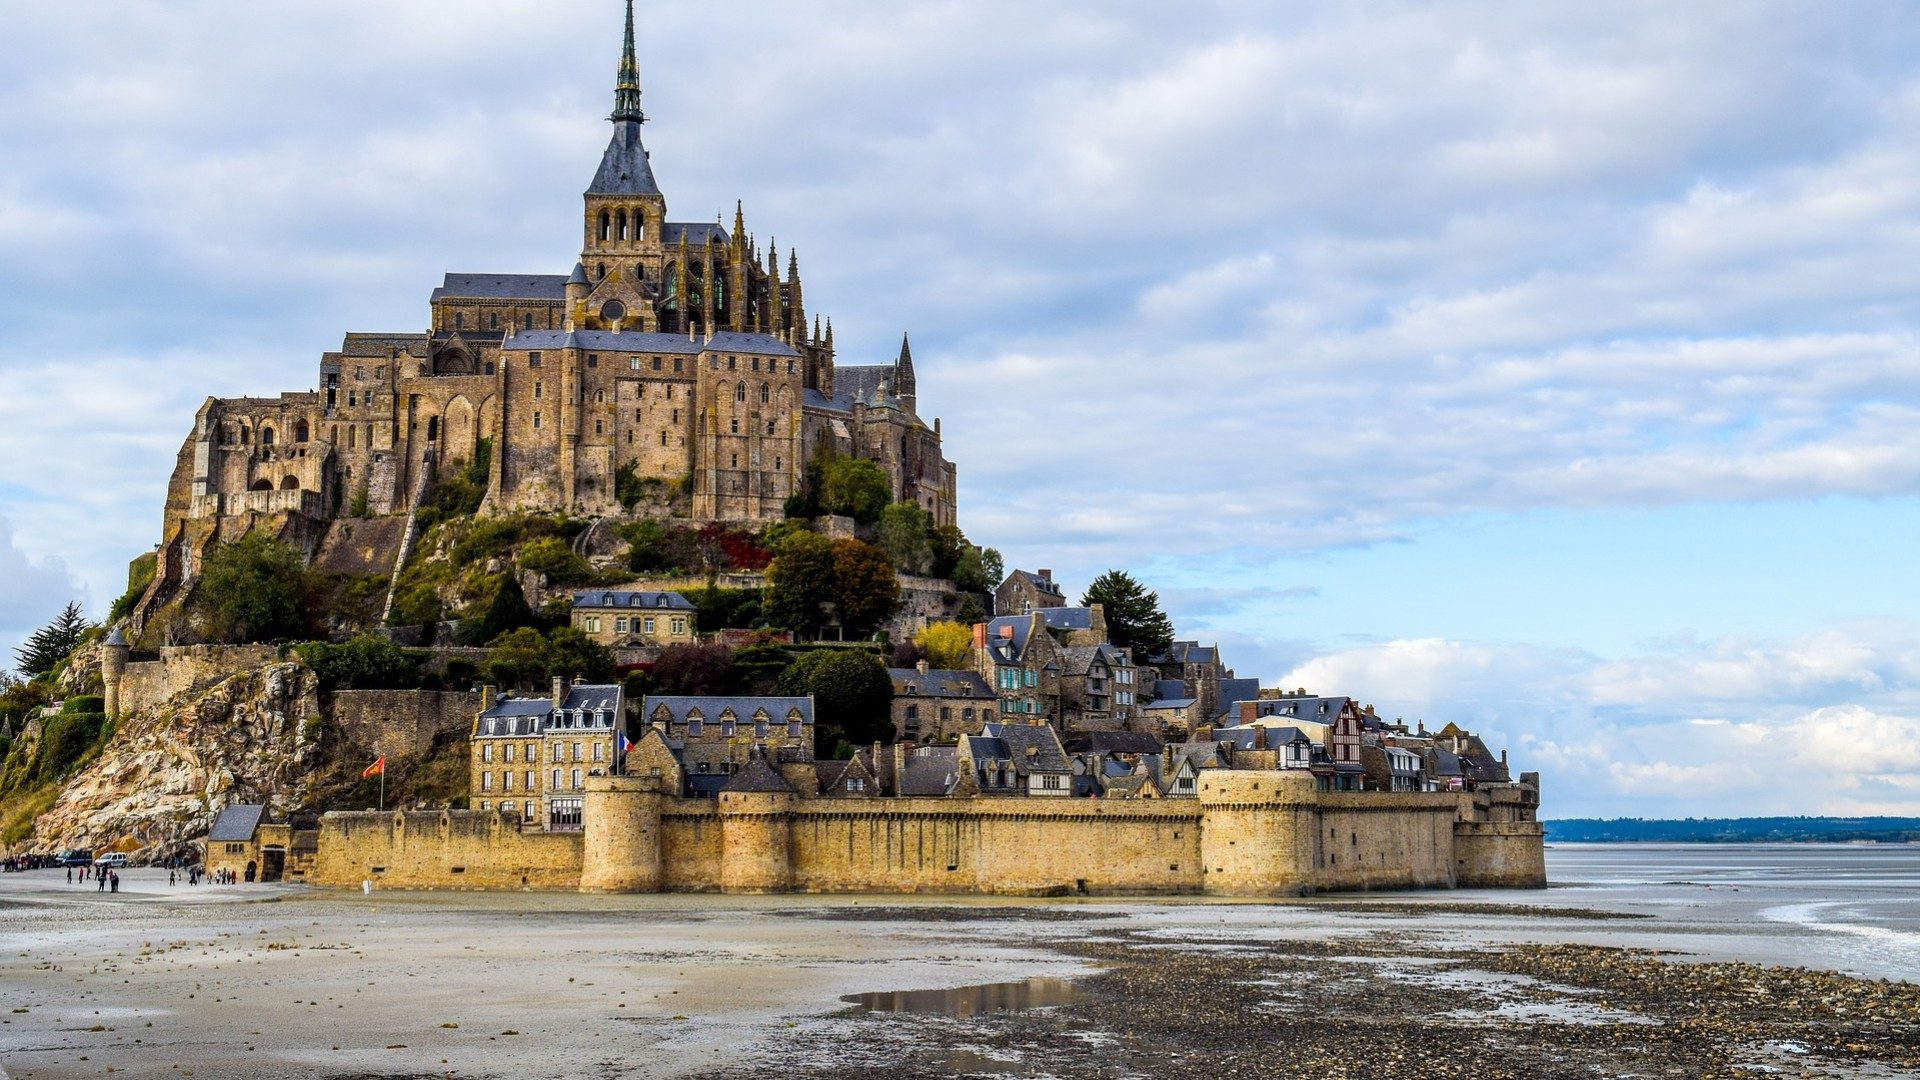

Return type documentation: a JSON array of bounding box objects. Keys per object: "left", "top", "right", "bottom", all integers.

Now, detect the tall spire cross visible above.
[{"left": 611, "top": 0, "right": 644, "bottom": 124}]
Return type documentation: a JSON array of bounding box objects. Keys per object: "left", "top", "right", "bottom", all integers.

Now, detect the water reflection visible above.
[{"left": 843, "top": 977, "right": 1082, "bottom": 1018}]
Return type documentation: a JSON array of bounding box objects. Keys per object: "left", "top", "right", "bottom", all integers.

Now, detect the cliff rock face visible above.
[{"left": 30, "top": 663, "right": 322, "bottom": 860}]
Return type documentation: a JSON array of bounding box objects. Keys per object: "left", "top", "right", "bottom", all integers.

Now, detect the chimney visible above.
[
  {"left": 552, "top": 676, "right": 568, "bottom": 709},
  {"left": 1501, "top": 749, "right": 1509, "bottom": 766},
  {"left": 999, "top": 624, "right": 1014, "bottom": 639},
  {"left": 1417, "top": 720, "right": 1426, "bottom": 735},
  {"left": 1296, "top": 687, "right": 1306, "bottom": 697},
  {"left": 916, "top": 659, "right": 930, "bottom": 675},
  {"left": 1239, "top": 701, "right": 1256, "bottom": 724},
  {"left": 1364, "top": 704, "right": 1375, "bottom": 716},
  {"left": 1037, "top": 568, "right": 1052, "bottom": 582},
  {"left": 480, "top": 685, "right": 496, "bottom": 711},
  {"left": 1254, "top": 726, "right": 1267, "bottom": 750}
]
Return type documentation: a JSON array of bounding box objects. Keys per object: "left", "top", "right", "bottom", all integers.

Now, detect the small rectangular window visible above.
[
  {"left": 528, "top": 352, "right": 542, "bottom": 368},
  {"left": 533, "top": 412, "right": 542, "bottom": 429},
  {"left": 630, "top": 357, "right": 641, "bottom": 371},
  {"left": 587, "top": 354, "right": 598, "bottom": 368}
]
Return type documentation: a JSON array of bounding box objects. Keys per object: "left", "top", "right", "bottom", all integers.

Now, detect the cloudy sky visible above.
[{"left": 3, "top": 1, "right": 1918, "bottom": 818}]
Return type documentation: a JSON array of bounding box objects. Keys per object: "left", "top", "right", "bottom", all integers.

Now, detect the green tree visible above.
[
  {"left": 956, "top": 594, "right": 986, "bottom": 626},
  {"left": 478, "top": 575, "right": 536, "bottom": 642},
  {"left": 12, "top": 602, "right": 89, "bottom": 678},
  {"left": 831, "top": 539, "right": 900, "bottom": 638},
  {"left": 1081, "top": 570, "right": 1176, "bottom": 657},
  {"left": 818, "top": 457, "right": 891, "bottom": 523},
  {"left": 928, "top": 524, "right": 967, "bottom": 580},
  {"left": 764, "top": 531, "right": 838, "bottom": 637},
  {"left": 876, "top": 502, "right": 934, "bottom": 575},
  {"left": 914, "top": 621, "right": 973, "bottom": 670},
  {"left": 728, "top": 643, "right": 795, "bottom": 694},
  {"left": 614, "top": 459, "right": 645, "bottom": 510},
  {"left": 193, "top": 533, "right": 309, "bottom": 643},
  {"left": 518, "top": 536, "right": 592, "bottom": 585},
  {"left": 543, "top": 626, "right": 616, "bottom": 683},
  {"left": 296, "top": 634, "right": 425, "bottom": 692},
  {"left": 483, "top": 628, "right": 549, "bottom": 689},
  {"left": 775, "top": 649, "right": 893, "bottom": 751}
]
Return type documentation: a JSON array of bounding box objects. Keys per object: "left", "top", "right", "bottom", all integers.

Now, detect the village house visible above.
[
  {"left": 1143, "top": 641, "right": 1238, "bottom": 722},
  {"left": 639, "top": 694, "right": 815, "bottom": 779},
  {"left": 1057, "top": 642, "right": 1138, "bottom": 731},
  {"left": 971, "top": 613, "right": 1064, "bottom": 721},
  {"left": 471, "top": 678, "right": 626, "bottom": 831},
  {"left": 954, "top": 721, "right": 1072, "bottom": 796},
  {"left": 994, "top": 568, "right": 1066, "bottom": 616},
  {"left": 886, "top": 660, "right": 996, "bottom": 742},
  {"left": 570, "top": 589, "right": 697, "bottom": 648}
]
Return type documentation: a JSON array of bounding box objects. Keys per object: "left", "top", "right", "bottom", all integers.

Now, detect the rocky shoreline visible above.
[{"left": 749, "top": 903, "right": 1920, "bottom": 1080}]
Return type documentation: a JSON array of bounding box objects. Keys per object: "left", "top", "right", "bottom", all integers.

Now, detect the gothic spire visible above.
[
  {"left": 894, "top": 332, "right": 916, "bottom": 396},
  {"left": 611, "top": 0, "right": 644, "bottom": 124}
]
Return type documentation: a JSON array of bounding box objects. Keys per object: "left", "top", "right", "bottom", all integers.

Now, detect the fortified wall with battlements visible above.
[{"left": 309, "top": 772, "right": 1544, "bottom": 895}]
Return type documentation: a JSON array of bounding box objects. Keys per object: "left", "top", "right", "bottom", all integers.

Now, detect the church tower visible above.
[{"left": 580, "top": 0, "right": 668, "bottom": 321}]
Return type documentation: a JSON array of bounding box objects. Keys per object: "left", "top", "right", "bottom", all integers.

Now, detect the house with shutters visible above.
[{"left": 570, "top": 589, "right": 697, "bottom": 648}]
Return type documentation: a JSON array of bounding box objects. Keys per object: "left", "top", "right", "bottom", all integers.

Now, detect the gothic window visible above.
[
  {"left": 633, "top": 209, "right": 645, "bottom": 240},
  {"left": 599, "top": 211, "right": 611, "bottom": 242},
  {"left": 759, "top": 383, "right": 770, "bottom": 404},
  {"left": 601, "top": 299, "right": 626, "bottom": 323},
  {"left": 347, "top": 426, "right": 356, "bottom": 449},
  {"left": 616, "top": 210, "right": 628, "bottom": 241},
  {"left": 735, "top": 382, "right": 746, "bottom": 402}
]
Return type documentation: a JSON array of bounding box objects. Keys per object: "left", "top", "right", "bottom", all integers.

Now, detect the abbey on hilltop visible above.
[{"left": 134, "top": 2, "right": 955, "bottom": 630}]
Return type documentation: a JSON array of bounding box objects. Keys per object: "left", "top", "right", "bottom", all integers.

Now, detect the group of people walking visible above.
[{"left": 66, "top": 864, "right": 120, "bottom": 892}]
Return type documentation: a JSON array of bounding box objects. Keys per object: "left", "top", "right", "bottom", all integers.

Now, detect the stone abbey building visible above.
[{"left": 135, "top": 2, "right": 955, "bottom": 630}]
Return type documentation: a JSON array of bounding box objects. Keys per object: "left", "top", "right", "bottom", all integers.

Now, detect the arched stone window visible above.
[
  {"left": 633, "top": 208, "right": 645, "bottom": 240},
  {"left": 295, "top": 420, "right": 309, "bottom": 443},
  {"left": 281, "top": 475, "right": 300, "bottom": 490},
  {"left": 759, "top": 383, "right": 770, "bottom": 404},
  {"left": 260, "top": 426, "right": 275, "bottom": 448},
  {"left": 599, "top": 211, "right": 611, "bottom": 242},
  {"left": 735, "top": 382, "right": 746, "bottom": 403},
  {"left": 616, "top": 210, "right": 628, "bottom": 242},
  {"left": 250, "top": 478, "right": 273, "bottom": 491}
]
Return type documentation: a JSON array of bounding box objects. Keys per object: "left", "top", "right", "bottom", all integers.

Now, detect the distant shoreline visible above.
[{"left": 1546, "top": 817, "right": 1920, "bottom": 844}]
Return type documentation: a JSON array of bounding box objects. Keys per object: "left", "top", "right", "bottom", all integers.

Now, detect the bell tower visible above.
[{"left": 581, "top": 0, "right": 668, "bottom": 289}]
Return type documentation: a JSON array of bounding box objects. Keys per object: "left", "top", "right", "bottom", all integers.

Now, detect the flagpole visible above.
[{"left": 379, "top": 764, "right": 384, "bottom": 812}]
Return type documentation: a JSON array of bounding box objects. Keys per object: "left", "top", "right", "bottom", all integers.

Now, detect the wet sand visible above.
[{"left": 1, "top": 860, "right": 1917, "bottom": 1078}]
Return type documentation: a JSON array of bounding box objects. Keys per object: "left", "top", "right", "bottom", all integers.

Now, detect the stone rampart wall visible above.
[
  {"left": 116, "top": 645, "right": 281, "bottom": 718},
  {"left": 312, "top": 809, "right": 582, "bottom": 890},
  {"left": 328, "top": 689, "right": 484, "bottom": 757},
  {"left": 303, "top": 777, "right": 1546, "bottom": 896}
]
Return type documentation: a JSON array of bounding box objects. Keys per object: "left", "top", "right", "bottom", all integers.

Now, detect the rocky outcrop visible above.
[{"left": 29, "top": 663, "right": 323, "bottom": 861}]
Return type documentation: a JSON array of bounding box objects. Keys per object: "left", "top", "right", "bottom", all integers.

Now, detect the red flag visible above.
[{"left": 362, "top": 756, "right": 385, "bottom": 779}]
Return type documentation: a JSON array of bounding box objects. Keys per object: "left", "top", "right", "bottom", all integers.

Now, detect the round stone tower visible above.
[
  {"left": 1197, "top": 770, "right": 1318, "bottom": 897},
  {"left": 717, "top": 752, "right": 797, "bottom": 893},
  {"left": 581, "top": 774, "right": 664, "bottom": 892},
  {"left": 100, "top": 626, "right": 130, "bottom": 722}
]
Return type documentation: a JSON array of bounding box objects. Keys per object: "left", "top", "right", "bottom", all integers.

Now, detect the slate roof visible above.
[
  {"left": 888, "top": 667, "right": 993, "bottom": 699},
  {"left": 722, "top": 754, "right": 796, "bottom": 794},
  {"left": 1212, "top": 679, "right": 1261, "bottom": 719},
  {"left": 1144, "top": 697, "right": 1196, "bottom": 710},
  {"left": 1149, "top": 641, "right": 1216, "bottom": 666},
  {"left": 208, "top": 804, "right": 265, "bottom": 843},
  {"left": 898, "top": 747, "right": 960, "bottom": 796},
  {"left": 1152, "top": 679, "right": 1189, "bottom": 702},
  {"left": 1035, "top": 607, "right": 1096, "bottom": 632},
  {"left": 970, "top": 722, "right": 1070, "bottom": 775},
  {"left": 431, "top": 274, "right": 569, "bottom": 302},
  {"left": 684, "top": 773, "right": 732, "bottom": 797},
  {"left": 340, "top": 332, "right": 432, "bottom": 356},
  {"left": 475, "top": 695, "right": 553, "bottom": 737},
  {"left": 557, "top": 684, "right": 620, "bottom": 721},
  {"left": 1060, "top": 643, "right": 1128, "bottom": 677},
  {"left": 1227, "top": 696, "right": 1352, "bottom": 726},
  {"left": 500, "top": 329, "right": 799, "bottom": 357},
  {"left": 104, "top": 626, "right": 127, "bottom": 647},
  {"left": 643, "top": 695, "right": 813, "bottom": 726},
  {"left": 983, "top": 615, "right": 1036, "bottom": 664},
  {"left": 572, "top": 590, "right": 696, "bottom": 611},
  {"left": 661, "top": 222, "right": 729, "bottom": 247},
  {"left": 589, "top": 120, "right": 661, "bottom": 195},
  {"left": 1003, "top": 570, "right": 1065, "bottom": 601}
]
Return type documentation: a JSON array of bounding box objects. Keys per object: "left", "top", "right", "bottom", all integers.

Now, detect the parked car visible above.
[
  {"left": 56, "top": 850, "right": 93, "bottom": 867},
  {"left": 93, "top": 853, "right": 129, "bottom": 869}
]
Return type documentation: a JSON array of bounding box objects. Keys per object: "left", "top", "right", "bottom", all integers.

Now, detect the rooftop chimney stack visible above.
[{"left": 916, "top": 659, "right": 930, "bottom": 675}]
